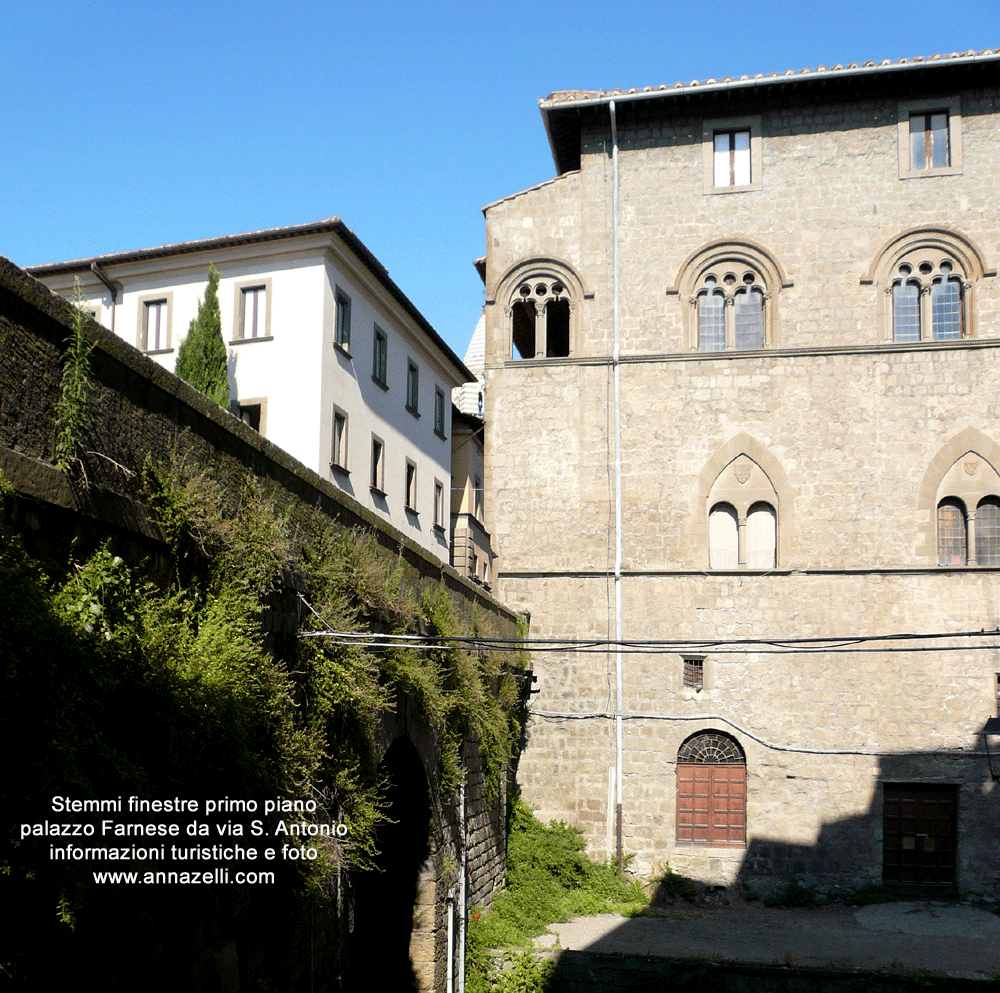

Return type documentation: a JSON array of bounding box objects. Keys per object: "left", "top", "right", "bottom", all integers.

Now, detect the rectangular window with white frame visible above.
[
  {"left": 335, "top": 287, "right": 351, "bottom": 350},
  {"left": 370, "top": 435, "right": 385, "bottom": 493},
  {"left": 331, "top": 406, "right": 348, "bottom": 474}
]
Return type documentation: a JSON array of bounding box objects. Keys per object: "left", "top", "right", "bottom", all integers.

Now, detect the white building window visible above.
[
  {"left": 331, "top": 407, "right": 348, "bottom": 473},
  {"left": 405, "top": 459, "right": 417, "bottom": 511},
  {"left": 240, "top": 286, "right": 267, "bottom": 339},
  {"left": 370, "top": 435, "right": 385, "bottom": 493},
  {"left": 335, "top": 287, "right": 351, "bottom": 350},
  {"left": 143, "top": 298, "right": 169, "bottom": 351},
  {"left": 714, "top": 129, "right": 750, "bottom": 187}
]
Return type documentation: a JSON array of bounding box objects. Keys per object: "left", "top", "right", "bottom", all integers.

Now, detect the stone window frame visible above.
[
  {"left": 697, "top": 433, "right": 794, "bottom": 569},
  {"left": 137, "top": 292, "right": 173, "bottom": 353},
  {"left": 404, "top": 458, "right": 418, "bottom": 514},
  {"left": 433, "top": 478, "right": 445, "bottom": 531},
  {"left": 434, "top": 386, "right": 447, "bottom": 439},
  {"left": 334, "top": 285, "right": 352, "bottom": 353},
  {"left": 494, "top": 257, "right": 588, "bottom": 361},
  {"left": 330, "top": 404, "right": 348, "bottom": 476},
  {"left": 370, "top": 434, "right": 385, "bottom": 495},
  {"left": 669, "top": 239, "right": 790, "bottom": 352},
  {"left": 702, "top": 115, "right": 762, "bottom": 195},
  {"left": 406, "top": 359, "right": 420, "bottom": 416},
  {"left": 897, "top": 96, "right": 963, "bottom": 180},
  {"left": 237, "top": 397, "right": 267, "bottom": 435},
  {"left": 863, "top": 228, "right": 993, "bottom": 343},
  {"left": 917, "top": 428, "right": 1000, "bottom": 565},
  {"left": 372, "top": 324, "right": 388, "bottom": 389},
  {"left": 232, "top": 278, "right": 272, "bottom": 342}
]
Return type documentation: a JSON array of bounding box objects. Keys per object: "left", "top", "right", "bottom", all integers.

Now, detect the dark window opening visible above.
[
  {"left": 238, "top": 403, "right": 261, "bottom": 432},
  {"left": 546, "top": 299, "right": 570, "bottom": 357},
  {"left": 512, "top": 301, "right": 536, "bottom": 359}
]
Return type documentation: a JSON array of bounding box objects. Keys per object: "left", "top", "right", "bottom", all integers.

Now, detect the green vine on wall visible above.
[{"left": 53, "top": 278, "right": 95, "bottom": 471}]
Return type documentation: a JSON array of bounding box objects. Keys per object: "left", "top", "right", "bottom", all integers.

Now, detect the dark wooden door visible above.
[
  {"left": 676, "top": 764, "right": 746, "bottom": 846},
  {"left": 883, "top": 783, "right": 957, "bottom": 887}
]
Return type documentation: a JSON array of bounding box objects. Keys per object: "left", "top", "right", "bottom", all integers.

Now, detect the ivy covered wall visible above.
[{"left": 0, "top": 257, "right": 526, "bottom": 992}]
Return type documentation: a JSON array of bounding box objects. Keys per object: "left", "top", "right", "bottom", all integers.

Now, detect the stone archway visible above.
[{"left": 349, "top": 739, "right": 433, "bottom": 991}]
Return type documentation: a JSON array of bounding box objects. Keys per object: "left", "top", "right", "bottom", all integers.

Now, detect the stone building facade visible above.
[{"left": 480, "top": 50, "right": 1000, "bottom": 895}]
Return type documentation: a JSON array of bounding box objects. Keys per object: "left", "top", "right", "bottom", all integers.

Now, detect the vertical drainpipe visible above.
[
  {"left": 458, "top": 747, "right": 467, "bottom": 993},
  {"left": 609, "top": 100, "right": 624, "bottom": 871}
]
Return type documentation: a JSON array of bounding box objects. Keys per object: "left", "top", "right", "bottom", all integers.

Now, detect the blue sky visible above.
[{"left": 2, "top": 0, "right": 998, "bottom": 358}]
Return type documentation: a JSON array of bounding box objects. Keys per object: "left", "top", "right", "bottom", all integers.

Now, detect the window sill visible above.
[
  {"left": 334, "top": 341, "right": 352, "bottom": 359},
  {"left": 229, "top": 335, "right": 274, "bottom": 346},
  {"left": 899, "top": 165, "right": 962, "bottom": 180},
  {"left": 372, "top": 376, "right": 389, "bottom": 392},
  {"left": 432, "top": 523, "right": 446, "bottom": 534},
  {"left": 330, "top": 463, "right": 350, "bottom": 477},
  {"left": 704, "top": 183, "right": 761, "bottom": 195},
  {"left": 434, "top": 429, "right": 447, "bottom": 441},
  {"left": 370, "top": 485, "right": 386, "bottom": 498},
  {"left": 406, "top": 406, "right": 420, "bottom": 419},
  {"left": 144, "top": 347, "right": 175, "bottom": 356},
  {"left": 405, "top": 506, "right": 419, "bottom": 516}
]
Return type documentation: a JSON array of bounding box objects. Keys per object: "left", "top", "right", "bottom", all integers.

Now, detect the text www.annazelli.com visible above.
[{"left": 93, "top": 869, "right": 275, "bottom": 885}]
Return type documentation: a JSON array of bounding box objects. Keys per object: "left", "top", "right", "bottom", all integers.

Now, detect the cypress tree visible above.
[{"left": 175, "top": 264, "right": 229, "bottom": 407}]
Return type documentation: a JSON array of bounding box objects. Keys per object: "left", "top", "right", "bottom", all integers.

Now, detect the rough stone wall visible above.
[
  {"left": 0, "top": 258, "right": 521, "bottom": 990},
  {"left": 482, "top": 75, "right": 1000, "bottom": 895}
]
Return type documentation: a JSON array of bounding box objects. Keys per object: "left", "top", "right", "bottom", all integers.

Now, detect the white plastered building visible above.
[{"left": 27, "top": 218, "right": 475, "bottom": 564}]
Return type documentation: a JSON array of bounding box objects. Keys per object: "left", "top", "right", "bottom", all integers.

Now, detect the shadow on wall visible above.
[
  {"left": 348, "top": 739, "right": 430, "bottom": 992},
  {"left": 536, "top": 749, "right": 1000, "bottom": 991},
  {"left": 735, "top": 750, "right": 999, "bottom": 899}
]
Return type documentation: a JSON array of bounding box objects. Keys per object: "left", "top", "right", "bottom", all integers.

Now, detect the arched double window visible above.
[
  {"left": 865, "top": 228, "right": 991, "bottom": 343},
  {"left": 676, "top": 731, "right": 746, "bottom": 847},
  {"left": 670, "top": 240, "right": 789, "bottom": 352},
  {"left": 707, "top": 455, "right": 778, "bottom": 569},
  {"left": 934, "top": 451, "right": 1000, "bottom": 566},
  {"left": 497, "top": 259, "right": 586, "bottom": 361}
]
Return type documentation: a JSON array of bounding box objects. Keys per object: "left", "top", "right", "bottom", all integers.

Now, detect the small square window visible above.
[
  {"left": 434, "top": 387, "right": 446, "bottom": 437},
  {"left": 143, "top": 298, "right": 169, "bottom": 351},
  {"left": 331, "top": 407, "right": 348, "bottom": 473},
  {"left": 335, "top": 288, "right": 351, "bottom": 350},
  {"left": 373, "top": 325, "right": 388, "bottom": 387},
  {"left": 406, "top": 360, "right": 420, "bottom": 415},
  {"left": 405, "top": 459, "right": 417, "bottom": 512},
  {"left": 434, "top": 479, "right": 444, "bottom": 529},
  {"left": 682, "top": 656, "right": 704, "bottom": 690},
  {"left": 370, "top": 436, "right": 385, "bottom": 493},
  {"left": 240, "top": 285, "right": 267, "bottom": 339},
  {"left": 237, "top": 397, "right": 266, "bottom": 435},
  {"left": 238, "top": 403, "right": 261, "bottom": 432}
]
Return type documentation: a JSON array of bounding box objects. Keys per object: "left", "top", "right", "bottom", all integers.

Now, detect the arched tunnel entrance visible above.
[{"left": 349, "top": 739, "right": 433, "bottom": 991}]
